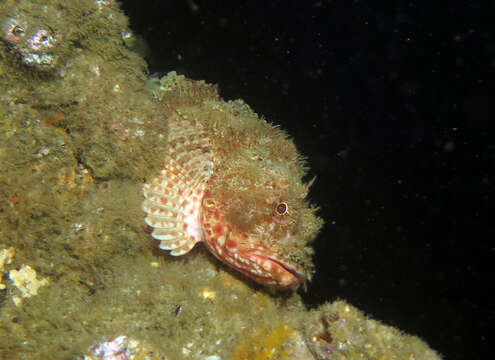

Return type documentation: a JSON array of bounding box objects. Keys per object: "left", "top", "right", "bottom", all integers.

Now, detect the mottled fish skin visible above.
[{"left": 143, "top": 72, "right": 323, "bottom": 290}]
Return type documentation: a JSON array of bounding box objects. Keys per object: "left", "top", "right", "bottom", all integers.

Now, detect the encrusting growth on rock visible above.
[
  {"left": 305, "top": 300, "right": 442, "bottom": 360},
  {"left": 0, "top": 1, "right": 442, "bottom": 359}
]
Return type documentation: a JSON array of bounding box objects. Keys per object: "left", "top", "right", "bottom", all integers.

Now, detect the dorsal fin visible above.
[{"left": 155, "top": 71, "right": 219, "bottom": 110}]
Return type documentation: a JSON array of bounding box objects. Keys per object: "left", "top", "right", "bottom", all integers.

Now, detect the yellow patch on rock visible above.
[
  {"left": 9, "top": 264, "right": 49, "bottom": 306},
  {"left": 0, "top": 247, "right": 15, "bottom": 290}
]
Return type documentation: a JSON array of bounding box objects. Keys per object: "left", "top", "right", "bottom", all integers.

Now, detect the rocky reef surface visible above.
[{"left": 0, "top": 1, "right": 441, "bottom": 359}]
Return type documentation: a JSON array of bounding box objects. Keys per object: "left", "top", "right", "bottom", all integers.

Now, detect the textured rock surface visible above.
[{"left": 0, "top": 1, "right": 441, "bottom": 359}]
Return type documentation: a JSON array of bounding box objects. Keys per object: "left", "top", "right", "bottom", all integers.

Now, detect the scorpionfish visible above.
[{"left": 143, "top": 72, "right": 322, "bottom": 290}]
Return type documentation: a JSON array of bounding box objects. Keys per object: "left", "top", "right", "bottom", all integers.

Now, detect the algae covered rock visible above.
[
  {"left": 305, "top": 301, "right": 442, "bottom": 360},
  {"left": 0, "top": 1, "right": 441, "bottom": 359}
]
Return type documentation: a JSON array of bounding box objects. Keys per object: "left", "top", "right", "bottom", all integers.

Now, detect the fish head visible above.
[{"left": 202, "top": 140, "right": 322, "bottom": 290}]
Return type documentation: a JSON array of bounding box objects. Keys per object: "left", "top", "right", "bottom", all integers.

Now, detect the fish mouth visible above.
[{"left": 248, "top": 251, "right": 306, "bottom": 290}]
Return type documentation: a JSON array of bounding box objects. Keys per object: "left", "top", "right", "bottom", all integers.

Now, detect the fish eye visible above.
[{"left": 275, "top": 202, "right": 288, "bottom": 215}]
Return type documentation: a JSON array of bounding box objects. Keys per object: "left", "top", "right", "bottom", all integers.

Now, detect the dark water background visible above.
[{"left": 119, "top": 1, "right": 494, "bottom": 359}]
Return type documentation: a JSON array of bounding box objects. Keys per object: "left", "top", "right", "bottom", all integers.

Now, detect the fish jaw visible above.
[
  {"left": 202, "top": 218, "right": 306, "bottom": 290},
  {"left": 244, "top": 249, "right": 306, "bottom": 290}
]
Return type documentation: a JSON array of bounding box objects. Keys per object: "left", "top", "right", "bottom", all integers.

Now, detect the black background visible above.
[{"left": 119, "top": 1, "right": 494, "bottom": 359}]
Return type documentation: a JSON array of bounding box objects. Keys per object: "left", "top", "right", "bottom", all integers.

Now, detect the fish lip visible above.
[{"left": 249, "top": 251, "right": 306, "bottom": 289}]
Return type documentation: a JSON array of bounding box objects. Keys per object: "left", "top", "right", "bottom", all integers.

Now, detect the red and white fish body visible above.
[{"left": 143, "top": 72, "right": 322, "bottom": 290}]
